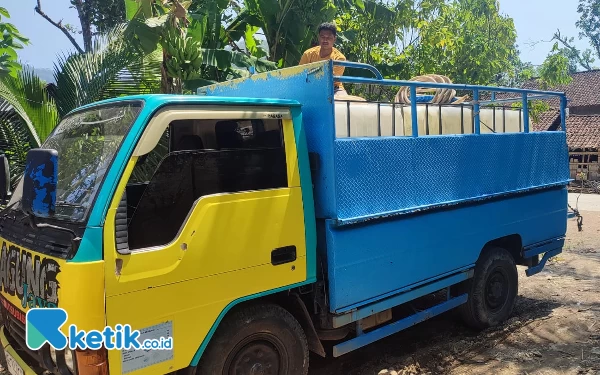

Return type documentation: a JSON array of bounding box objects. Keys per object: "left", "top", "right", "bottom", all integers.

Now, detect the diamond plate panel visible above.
[{"left": 334, "top": 132, "right": 570, "bottom": 222}]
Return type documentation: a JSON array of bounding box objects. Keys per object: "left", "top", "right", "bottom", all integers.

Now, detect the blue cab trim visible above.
[{"left": 290, "top": 106, "right": 318, "bottom": 281}]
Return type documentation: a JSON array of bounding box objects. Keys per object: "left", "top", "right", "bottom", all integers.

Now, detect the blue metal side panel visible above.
[
  {"left": 325, "top": 186, "right": 568, "bottom": 313},
  {"left": 199, "top": 62, "right": 337, "bottom": 218},
  {"left": 334, "top": 131, "right": 570, "bottom": 224}
]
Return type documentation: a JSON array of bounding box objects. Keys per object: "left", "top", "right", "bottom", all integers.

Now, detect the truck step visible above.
[{"left": 332, "top": 294, "right": 468, "bottom": 357}]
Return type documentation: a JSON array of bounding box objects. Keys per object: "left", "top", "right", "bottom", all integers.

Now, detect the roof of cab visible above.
[{"left": 67, "top": 94, "right": 302, "bottom": 116}]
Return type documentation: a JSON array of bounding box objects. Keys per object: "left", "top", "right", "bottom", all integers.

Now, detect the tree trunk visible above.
[
  {"left": 161, "top": 50, "right": 175, "bottom": 94},
  {"left": 72, "top": 0, "right": 93, "bottom": 51}
]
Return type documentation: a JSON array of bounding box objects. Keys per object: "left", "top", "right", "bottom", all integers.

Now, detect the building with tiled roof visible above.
[
  {"left": 523, "top": 70, "right": 600, "bottom": 181},
  {"left": 523, "top": 69, "right": 600, "bottom": 115}
]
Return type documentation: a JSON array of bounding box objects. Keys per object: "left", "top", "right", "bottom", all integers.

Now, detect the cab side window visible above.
[{"left": 122, "top": 118, "right": 287, "bottom": 250}]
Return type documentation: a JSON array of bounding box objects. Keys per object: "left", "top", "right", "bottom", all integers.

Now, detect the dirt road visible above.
[
  {"left": 310, "top": 205, "right": 600, "bottom": 375},
  {"left": 569, "top": 192, "right": 600, "bottom": 212}
]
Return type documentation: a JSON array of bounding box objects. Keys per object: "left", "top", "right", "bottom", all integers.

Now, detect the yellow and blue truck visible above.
[{"left": 0, "top": 60, "right": 570, "bottom": 375}]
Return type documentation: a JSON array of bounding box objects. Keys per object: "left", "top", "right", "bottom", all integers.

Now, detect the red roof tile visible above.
[
  {"left": 565, "top": 114, "right": 600, "bottom": 149},
  {"left": 521, "top": 69, "right": 600, "bottom": 108},
  {"left": 532, "top": 108, "right": 560, "bottom": 131}
]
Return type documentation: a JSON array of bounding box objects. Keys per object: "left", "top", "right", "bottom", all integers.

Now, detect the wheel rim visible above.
[
  {"left": 224, "top": 334, "right": 288, "bottom": 375},
  {"left": 484, "top": 266, "right": 510, "bottom": 313}
]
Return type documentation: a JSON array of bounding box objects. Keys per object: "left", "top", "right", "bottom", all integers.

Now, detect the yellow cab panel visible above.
[{"left": 102, "top": 104, "right": 308, "bottom": 374}]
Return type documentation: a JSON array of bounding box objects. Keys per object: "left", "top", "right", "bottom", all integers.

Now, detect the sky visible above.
[{"left": 2, "top": 0, "right": 593, "bottom": 71}]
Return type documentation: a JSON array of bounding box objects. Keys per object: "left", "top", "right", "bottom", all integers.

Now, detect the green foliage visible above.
[
  {"left": 125, "top": 0, "right": 277, "bottom": 92},
  {"left": 576, "top": 0, "right": 600, "bottom": 65},
  {"left": 51, "top": 24, "right": 150, "bottom": 117},
  {"left": 333, "top": 0, "right": 521, "bottom": 99},
  {"left": 0, "top": 7, "right": 29, "bottom": 78},
  {"left": 413, "top": 0, "right": 519, "bottom": 85},
  {"left": 85, "top": 0, "right": 128, "bottom": 34},
  {"left": 230, "top": 0, "right": 337, "bottom": 67},
  {"left": 0, "top": 66, "right": 59, "bottom": 145},
  {"left": 510, "top": 100, "right": 551, "bottom": 125},
  {"left": 537, "top": 43, "right": 573, "bottom": 90},
  {"left": 0, "top": 24, "right": 160, "bottom": 188},
  {"left": 0, "top": 100, "right": 33, "bottom": 189},
  {"left": 0, "top": 66, "right": 59, "bottom": 190},
  {"left": 493, "top": 53, "right": 537, "bottom": 88},
  {"left": 547, "top": 0, "right": 600, "bottom": 72},
  {"left": 335, "top": 0, "right": 400, "bottom": 65}
]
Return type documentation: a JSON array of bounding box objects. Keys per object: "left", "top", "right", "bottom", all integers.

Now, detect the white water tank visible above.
[{"left": 334, "top": 101, "right": 529, "bottom": 138}]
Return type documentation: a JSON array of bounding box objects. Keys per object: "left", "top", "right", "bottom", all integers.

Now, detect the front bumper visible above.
[{"left": 0, "top": 326, "right": 40, "bottom": 375}]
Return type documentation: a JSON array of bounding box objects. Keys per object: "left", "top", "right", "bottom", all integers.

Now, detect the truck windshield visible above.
[{"left": 8, "top": 101, "right": 143, "bottom": 223}]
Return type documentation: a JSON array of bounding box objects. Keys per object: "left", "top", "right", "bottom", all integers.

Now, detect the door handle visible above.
[{"left": 271, "top": 246, "right": 297, "bottom": 265}]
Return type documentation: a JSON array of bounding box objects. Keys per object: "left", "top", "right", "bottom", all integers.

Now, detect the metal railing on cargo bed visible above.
[{"left": 332, "top": 61, "right": 568, "bottom": 139}]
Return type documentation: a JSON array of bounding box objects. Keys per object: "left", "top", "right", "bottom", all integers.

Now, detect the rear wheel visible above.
[
  {"left": 196, "top": 303, "right": 309, "bottom": 375},
  {"left": 457, "top": 246, "right": 518, "bottom": 330}
]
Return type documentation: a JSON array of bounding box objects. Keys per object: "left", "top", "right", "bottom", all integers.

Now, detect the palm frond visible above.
[
  {"left": 51, "top": 23, "right": 145, "bottom": 117},
  {"left": 102, "top": 48, "right": 163, "bottom": 99},
  {"left": 0, "top": 100, "right": 33, "bottom": 189},
  {"left": 0, "top": 66, "right": 59, "bottom": 145}
]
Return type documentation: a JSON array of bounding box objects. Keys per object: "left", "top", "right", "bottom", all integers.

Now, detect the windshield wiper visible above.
[{"left": 56, "top": 201, "right": 84, "bottom": 208}]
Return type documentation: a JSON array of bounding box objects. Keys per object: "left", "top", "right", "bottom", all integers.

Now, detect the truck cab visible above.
[{"left": 0, "top": 60, "right": 569, "bottom": 375}]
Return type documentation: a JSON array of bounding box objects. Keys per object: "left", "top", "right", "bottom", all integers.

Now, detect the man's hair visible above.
[{"left": 318, "top": 22, "right": 337, "bottom": 36}]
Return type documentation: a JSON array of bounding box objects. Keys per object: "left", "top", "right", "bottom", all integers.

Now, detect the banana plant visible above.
[
  {"left": 125, "top": 0, "right": 277, "bottom": 93},
  {"left": 162, "top": 25, "right": 203, "bottom": 83}
]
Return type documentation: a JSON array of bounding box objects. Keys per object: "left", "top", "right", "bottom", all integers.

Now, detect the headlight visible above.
[
  {"left": 49, "top": 347, "right": 57, "bottom": 364},
  {"left": 64, "top": 349, "right": 75, "bottom": 373}
]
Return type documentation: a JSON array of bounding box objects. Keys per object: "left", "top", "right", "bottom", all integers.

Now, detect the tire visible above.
[
  {"left": 195, "top": 303, "right": 309, "bottom": 375},
  {"left": 457, "top": 246, "right": 518, "bottom": 330}
]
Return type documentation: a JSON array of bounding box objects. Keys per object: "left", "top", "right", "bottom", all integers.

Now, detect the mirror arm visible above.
[{"left": 28, "top": 216, "right": 82, "bottom": 260}]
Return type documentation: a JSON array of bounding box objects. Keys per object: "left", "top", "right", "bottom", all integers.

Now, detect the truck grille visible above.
[
  {"left": 0, "top": 214, "right": 76, "bottom": 259},
  {"left": 0, "top": 296, "right": 53, "bottom": 373}
]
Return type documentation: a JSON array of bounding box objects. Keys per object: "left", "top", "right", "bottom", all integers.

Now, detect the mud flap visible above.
[
  {"left": 289, "top": 293, "right": 326, "bottom": 357},
  {"left": 523, "top": 238, "right": 564, "bottom": 277}
]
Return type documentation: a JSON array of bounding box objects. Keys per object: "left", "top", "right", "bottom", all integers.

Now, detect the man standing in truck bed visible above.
[{"left": 299, "top": 22, "right": 348, "bottom": 96}]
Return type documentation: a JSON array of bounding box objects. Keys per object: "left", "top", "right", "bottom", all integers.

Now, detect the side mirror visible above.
[
  {"left": 21, "top": 149, "right": 58, "bottom": 218},
  {"left": 0, "top": 154, "right": 11, "bottom": 204}
]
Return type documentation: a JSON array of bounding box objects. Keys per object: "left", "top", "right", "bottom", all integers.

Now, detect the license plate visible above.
[{"left": 4, "top": 350, "right": 24, "bottom": 375}]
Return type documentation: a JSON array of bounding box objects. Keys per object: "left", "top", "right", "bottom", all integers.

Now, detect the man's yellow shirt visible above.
[{"left": 299, "top": 46, "right": 346, "bottom": 90}]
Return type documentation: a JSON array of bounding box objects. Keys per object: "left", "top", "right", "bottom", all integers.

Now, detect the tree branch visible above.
[
  {"left": 228, "top": 37, "right": 251, "bottom": 57},
  {"left": 553, "top": 29, "right": 593, "bottom": 71},
  {"left": 34, "top": 0, "right": 85, "bottom": 54}
]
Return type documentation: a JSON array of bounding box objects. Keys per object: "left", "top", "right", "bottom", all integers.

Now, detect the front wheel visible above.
[
  {"left": 457, "top": 246, "right": 518, "bottom": 330},
  {"left": 196, "top": 303, "right": 309, "bottom": 375}
]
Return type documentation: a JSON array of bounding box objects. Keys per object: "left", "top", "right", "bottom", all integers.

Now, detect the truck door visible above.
[{"left": 102, "top": 105, "right": 308, "bottom": 375}]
